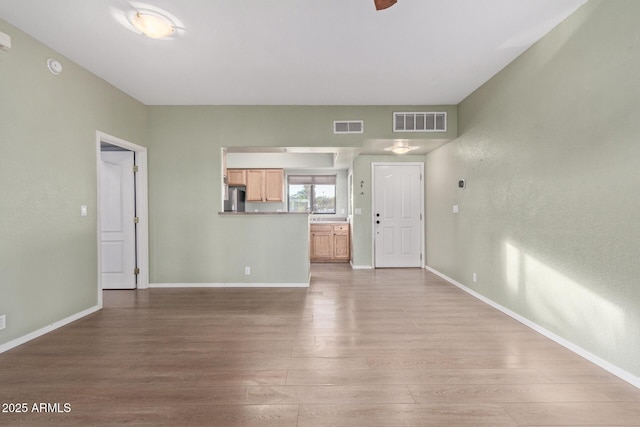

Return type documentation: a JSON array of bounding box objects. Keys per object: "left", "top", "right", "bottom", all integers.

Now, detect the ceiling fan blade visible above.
[{"left": 374, "top": 0, "right": 397, "bottom": 11}]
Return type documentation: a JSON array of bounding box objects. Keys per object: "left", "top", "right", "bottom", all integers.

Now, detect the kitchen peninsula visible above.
[
  {"left": 220, "top": 151, "right": 351, "bottom": 283},
  {"left": 217, "top": 211, "right": 310, "bottom": 286}
]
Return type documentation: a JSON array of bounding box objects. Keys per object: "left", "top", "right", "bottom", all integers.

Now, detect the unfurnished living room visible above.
[{"left": 1, "top": 1, "right": 640, "bottom": 425}]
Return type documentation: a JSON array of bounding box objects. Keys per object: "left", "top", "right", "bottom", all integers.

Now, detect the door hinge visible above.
[
  {"left": 133, "top": 165, "right": 139, "bottom": 173},
  {"left": 134, "top": 267, "right": 140, "bottom": 275},
  {"left": 133, "top": 217, "right": 139, "bottom": 224}
]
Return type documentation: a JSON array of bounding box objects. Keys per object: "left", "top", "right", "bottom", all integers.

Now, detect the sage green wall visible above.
[
  {"left": 147, "top": 106, "right": 454, "bottom": 284},
  {"left": 0, "top": 20, "right": 147, "bottom": 346},
  {"left": 147, "top": 107, "right": 309, "bottom": 284},
  {"left": 426, "top": 0, "right": 640, "bottom": 379}
]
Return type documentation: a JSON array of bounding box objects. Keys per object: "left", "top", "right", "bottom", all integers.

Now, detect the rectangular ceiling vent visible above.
[
  {"left": 333, "top": 120, "right": 364, "bottom": 134},
  {"left": 394, "top": 112, "right": 447, "bottom": 132}
]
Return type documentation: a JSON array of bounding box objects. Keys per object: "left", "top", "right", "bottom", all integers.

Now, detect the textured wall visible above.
[
  {"left": 426, "top": 0, "right": 640, "bottom": 379},
  {"left": 0, "top": 20, "right": 147, "bottom": 346},
  {"left": 146, "top": 106, "right": 453, "bottom": 282}
]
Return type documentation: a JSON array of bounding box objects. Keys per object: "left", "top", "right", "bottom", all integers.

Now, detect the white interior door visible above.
[
  {"left": 100, "top": 151, "right": 136, "bottom": 289},
  {"left": 373, "top": 164, "right": 423, "bottom": 268}
]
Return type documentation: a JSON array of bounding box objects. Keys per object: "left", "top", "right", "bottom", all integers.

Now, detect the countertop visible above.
[
  {"left": 219, "top": 212, "right": 349, "bottom": 224},
  {"left": 219, "top": 212, "right": 309, "bottom": 215}
]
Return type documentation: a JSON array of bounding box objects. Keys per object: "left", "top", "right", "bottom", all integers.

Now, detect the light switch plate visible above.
[{"left": 453, "top": 205, "right": 459, "bottom": 214}]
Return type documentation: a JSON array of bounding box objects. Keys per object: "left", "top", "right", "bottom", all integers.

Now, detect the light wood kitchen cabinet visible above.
[
  {"left": 332, "top": 224, "right": 350, "bottom": 261},
  {"left": 227, "top": 169, "right": 247, "bottom": 186},
  {"left": 246, "top": 169, "right": 283, "bottom": 202},
  {"left": 246, "top": 170, "right": 263, "bottom": 201},
  {"left": 310, "top": 225, "right": 332, "bottom": 260},
  {"left": 310, "top": 223, "right": 350, "bottom": 262},
  {"left": 264, "top": 169, "right": 284, "bottom": 201}
]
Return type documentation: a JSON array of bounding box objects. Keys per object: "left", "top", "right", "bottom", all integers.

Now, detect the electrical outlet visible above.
[
  {"left": 0, "top": 314, "right": 6, "bottom": 330},
  {"left": 244, "top": 266, "right": 251, "bottom": 275},
  {"left": 473, "top": 273, "right": 477, "bottom": 283}
]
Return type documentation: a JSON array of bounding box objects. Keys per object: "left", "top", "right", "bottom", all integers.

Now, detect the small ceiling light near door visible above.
[
  {"left": 385, "top": 141, "right": 418, "bottom": 154},
  {"left": 132, "top": 12, "right": 175, "bottom": 39}
]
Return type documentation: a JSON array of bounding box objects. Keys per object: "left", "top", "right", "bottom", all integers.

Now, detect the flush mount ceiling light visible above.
[
  {"left": 132, "top": 12, "right": 175, "bottom": 38},
  {"left": 385, "top": 141, "right": 418, "bottom": 154}
]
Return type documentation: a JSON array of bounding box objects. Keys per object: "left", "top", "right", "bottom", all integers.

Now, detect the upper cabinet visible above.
[
  {"left": 246, "top": 170, "right": 264, "bottom": 201},
  {"left": 244, "top": 169, "right": 284, "bottom": 202},
  {"left": 264, "top": 169, "right": 284, "bottom": 202},
  {"left": 227, "top": 169, "right": 247, "bottom": 186}
]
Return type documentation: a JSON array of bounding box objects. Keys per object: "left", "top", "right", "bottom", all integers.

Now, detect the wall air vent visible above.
[
  {"left": 394, "top": 112, "right": 447, "bottom": 132},
  {"left": 333, "top": 120, "right": 364, "bottom": 134}
]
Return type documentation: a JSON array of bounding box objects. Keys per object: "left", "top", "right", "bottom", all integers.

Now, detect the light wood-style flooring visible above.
[{"left": 1, "top": 264, "right": 639, "bottom": 426}]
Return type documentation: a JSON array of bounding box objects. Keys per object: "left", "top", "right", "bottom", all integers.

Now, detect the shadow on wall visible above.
[{"left": 503, "top": 241, "right": 624, "bottom": 352}]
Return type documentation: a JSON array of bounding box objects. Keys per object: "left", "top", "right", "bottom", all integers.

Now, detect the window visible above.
[{"left": 288, "top": 175, "right": 336, "bottom": 214}]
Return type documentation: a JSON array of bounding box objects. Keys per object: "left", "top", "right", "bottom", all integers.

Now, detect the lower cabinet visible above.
[
  {"left": 332, "top": 226, "right": 350, "bottom": 260},
  {"left": 310, "top": 223, "right": 350, "bottom": 262}
]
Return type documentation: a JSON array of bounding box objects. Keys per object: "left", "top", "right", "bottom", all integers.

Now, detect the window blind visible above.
[{"left": 288, "top": 175, "right": 336, "bottom": 185}]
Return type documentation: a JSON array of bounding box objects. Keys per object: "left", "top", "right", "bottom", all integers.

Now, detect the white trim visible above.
[
  {"left": 425, "top": 265, "right": 640, "bottom": 390},
  {"left": 96, "top": 131, "right": 150, "bottom": 301},
  {"left": 371, "top": 162, "right": 425, "bottom": 269},
  {"left": 350, "top": 263, "right": 374, "bottom": 270},
  {"left": 0, "top": 305, "right": 100, "bottom": 354},
  {"left": 150, "top": 282, "right": 309, "bottom": 288}
]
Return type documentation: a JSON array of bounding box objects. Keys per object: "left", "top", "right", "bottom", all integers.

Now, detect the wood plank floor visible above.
[{"left": 1, "top": 264, "right": 639, "bottom": 426}]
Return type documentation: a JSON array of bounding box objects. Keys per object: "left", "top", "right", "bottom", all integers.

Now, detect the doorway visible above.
[
  {"left": 96, "top": 132, "right": 149, "bottom": 300},
  {"left": 372, "top": 163, "right": 424, "bottom": 268}
]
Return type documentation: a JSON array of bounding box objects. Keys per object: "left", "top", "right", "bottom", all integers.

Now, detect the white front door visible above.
[
  {"left": 100, "top": 151, "right": 136, "bottom": 289},
  {"left": 373, "top": 164, "right": 423, "bottom": 268}
]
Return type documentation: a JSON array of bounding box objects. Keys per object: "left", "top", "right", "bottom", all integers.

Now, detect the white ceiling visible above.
[{"left": 0, "top": 0, "right": 587, "bottom": 106}]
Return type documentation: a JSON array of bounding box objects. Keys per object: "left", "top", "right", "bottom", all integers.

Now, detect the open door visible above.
[{"left": 100, "top": 150, "right": 136, "bottom": 289}]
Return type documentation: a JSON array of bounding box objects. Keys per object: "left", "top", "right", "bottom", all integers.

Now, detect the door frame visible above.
[
  {"left": 371, "top": 162, "right": 425, "bottom": 268},
  {"left": 96, "top": 131, "right": 149, "bottom": 305}
]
